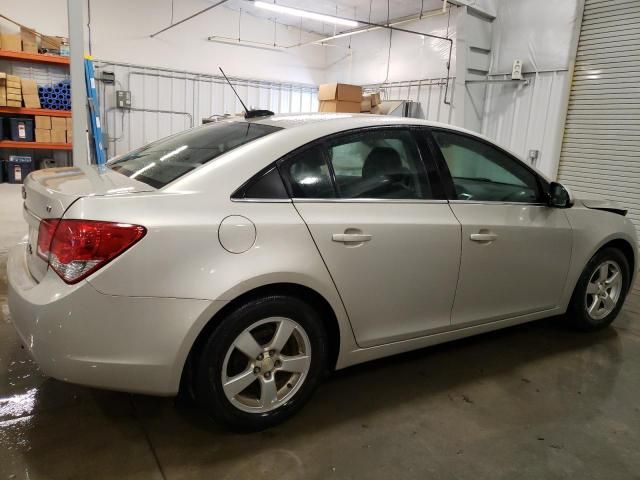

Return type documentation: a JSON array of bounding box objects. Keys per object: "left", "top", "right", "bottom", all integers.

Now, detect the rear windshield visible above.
[{"left": 107, "top": 121, "right": 281, "bottom": 188}]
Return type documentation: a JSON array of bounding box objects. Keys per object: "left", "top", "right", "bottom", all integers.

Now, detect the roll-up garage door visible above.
[{"left": 557, "top": 0, "right": 640, "bottom": 258}]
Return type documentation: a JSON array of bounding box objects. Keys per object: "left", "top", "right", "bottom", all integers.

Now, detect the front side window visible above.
[
  {"left": 432, "top": 130, "right": 540, "bottom": 203},
  {"left": 108, "top": 121, "right": 281, "bottom": 189}
]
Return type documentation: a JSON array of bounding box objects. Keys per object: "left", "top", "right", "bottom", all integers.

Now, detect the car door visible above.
[
  {"left": 427, "top": 128, "right": 572, "bottom": 326},
  {"left": 279, "top": 127, "right": 461, "bottom": 348}
]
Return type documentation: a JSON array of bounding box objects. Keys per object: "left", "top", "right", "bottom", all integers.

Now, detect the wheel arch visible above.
[
  {"left": 598, "top": 238, "right": 636, "bottom": 288},
  {"left": 179, "top": 282, "right": 342, "bottom": 395}
]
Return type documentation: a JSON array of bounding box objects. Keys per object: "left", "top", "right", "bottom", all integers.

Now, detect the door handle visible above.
[
  {"left": 470, "top": 232, "right": 497, "bottom": 242},
  {"left": 332, "top": 233, "right": 372, "bottom": 243}
]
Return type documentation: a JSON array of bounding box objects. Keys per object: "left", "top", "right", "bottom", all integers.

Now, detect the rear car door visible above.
[
  {"left": 280, "top": 127, "right": 461, "bottom": 348},
  {"left": 427, "top": 128, "right": 572, "bottom": 326}
]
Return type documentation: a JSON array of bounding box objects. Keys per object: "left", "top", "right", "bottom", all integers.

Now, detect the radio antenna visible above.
[
  {"left": 218, "top": 66, "right": 274, "bottom": 119},
  {"left": 219, "top": 67, "right": 249, "bottom": 114}
]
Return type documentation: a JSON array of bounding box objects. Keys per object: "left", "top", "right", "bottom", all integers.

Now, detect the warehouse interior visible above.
[{"left": 1, "top": 0, "right": 639, "bottom": 478}]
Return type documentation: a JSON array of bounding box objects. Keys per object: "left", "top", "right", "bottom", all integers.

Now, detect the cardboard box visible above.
[
  {"left": 319, "top": 100, "right": 361, "bottom": 113},
  {"left": 66, "top": 129, "right": 72, "bottom": 143},
  {"left": 35, "top": 115, "right": 52, "bottom": 129},
  {"left": 7, "top": 81, "right": 21, "bottom": 90},
  {"left": 51, "top": 117, "right": 66, "bottom": 130},
  {"left": 21, "top": 78, "right": 38, "bottom": 94},
  {"left": 35, "top": 128, "right": 51, "bottom": 143},
  {"left": 7, "top": 101, "right": 22, "bottom": 107},
  {"left": 1, "top": 33, "right": 22, "bottom": 52},
  {"left": 41, "top": 35, "right": 66, "bottom": 50},
  {"left": 50, "top": 129, "right": 66, "bottom": 143},
  {"left": 360, "top": 96, "right": 372, "bottom": 112},
  {"left": 370, "top": 105, "right": 383, "bottom": 115},
  {"left": 318, "top": 83, "right": 362, "bottom": 102},
  {"left": 0, "top": 72, "right": 6, "bottom": 80},
  {"left": 370, "top": 92, "right": 381, "bottom": 106},
  {"left": 66, "top": 117, "right": 72, "bottom": 130},
  {"left": 20, "top": 27, "right": 38, "bottom": 53},
  {"left": 7, "top": 74, "right": 20, "bottom": 83},
  {"left": 0, "top": 89, "right": 6, "bottom": 107},
  {"left": 23, "top": 94, "right": 41, "bottom": 108},
  {"left": 7, "top": 92, "right": 21, "bottom": 101}
]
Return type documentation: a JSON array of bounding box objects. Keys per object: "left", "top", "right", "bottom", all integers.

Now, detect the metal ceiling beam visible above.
[{"left": 150, "top": 0, "right": 230, "bottom": 38}]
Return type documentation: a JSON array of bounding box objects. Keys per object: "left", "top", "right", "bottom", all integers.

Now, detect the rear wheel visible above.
[
  {"left": 567, "top": 248, "right": 630, "bottom": 331},
  {"left": 195, "top": 295, "right": 327, "bottom": 431}
]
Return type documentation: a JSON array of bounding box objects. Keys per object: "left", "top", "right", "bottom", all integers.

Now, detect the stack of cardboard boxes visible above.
[
  {"left": 317, "top": 83, "right": 384, "bottom": 115},
  {"left": 2, "top": 73, "right": 22, "bottom": 107},
  {"left": 35, "top": 116, "right": 71, "bottom": 144},
  {"left": 318, "top": 83, "right": 363, "bottom": 113}
]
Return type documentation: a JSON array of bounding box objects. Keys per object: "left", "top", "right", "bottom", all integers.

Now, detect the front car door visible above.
[
  {"left": 427, "top": 128, "right": 572, "bottom": 326},
  {"left": 279, "top": 127, "right": 461, "bottom": 348}
]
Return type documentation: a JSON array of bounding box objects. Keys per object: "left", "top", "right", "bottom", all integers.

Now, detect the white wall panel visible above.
[{"left": 481, "top": 70, "right": 570, "bottom": 178}]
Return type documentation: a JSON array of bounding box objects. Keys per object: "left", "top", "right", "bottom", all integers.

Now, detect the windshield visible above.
[{"left": 108, "top": 121, "right": 281, "bottom": 188}]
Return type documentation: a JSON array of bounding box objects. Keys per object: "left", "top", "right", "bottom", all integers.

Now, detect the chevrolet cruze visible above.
[{"left": 8, "top": 113, "right": 637, "bottom": 430}]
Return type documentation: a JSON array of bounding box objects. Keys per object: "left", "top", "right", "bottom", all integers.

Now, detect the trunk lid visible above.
[{"left": 23, "top": 166, "right": 154, "bottom": 282}]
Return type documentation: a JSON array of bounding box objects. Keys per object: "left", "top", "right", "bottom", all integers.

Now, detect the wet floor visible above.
[{"left": 1, "top": 183, "right": 640, "bottom": 479}]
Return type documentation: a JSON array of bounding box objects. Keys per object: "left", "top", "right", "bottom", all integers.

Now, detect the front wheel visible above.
[
  {"left": 567, "top": 247, "right": 630, "bottom": 331},
  {"left": 195, "top": 295, "right": 328, "bottom": 431}
]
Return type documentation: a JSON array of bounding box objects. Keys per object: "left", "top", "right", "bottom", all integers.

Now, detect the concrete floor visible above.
[{"left": 1, "top": 182, "right": 639, "bottom": 479}]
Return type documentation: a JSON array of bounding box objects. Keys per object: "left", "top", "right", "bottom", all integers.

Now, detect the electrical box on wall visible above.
[
  {"left": 116, "top": 90, "right": 131, "bottom": 109},
  {"left": 512, "top": 59, "right": 523, "bottom": 80},
  {"left": 528, "top": 149, "right": 539, "bottom": 166}
]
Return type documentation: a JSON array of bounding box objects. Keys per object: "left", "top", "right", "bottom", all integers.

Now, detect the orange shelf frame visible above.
[
  {"left": 0, "top": 107, "right": 71, "bottom": 117},
  {"left": 0, "top": 141, "right": 72, "bottom": 150},
  {"left": 0, "top": 50, "right": 70, "bottom": 65}
]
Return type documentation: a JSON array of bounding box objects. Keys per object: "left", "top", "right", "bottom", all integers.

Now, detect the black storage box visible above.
[
  {"left": 6, "top": 155, "right": 33, "bottom": 184},
  {"left": 6, "top": 117, "right": 35, "bottom": 142}
]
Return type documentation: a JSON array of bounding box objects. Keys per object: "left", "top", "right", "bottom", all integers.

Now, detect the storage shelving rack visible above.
[{"left": 0, "top": 49, "right": 72, "bottom": 170}]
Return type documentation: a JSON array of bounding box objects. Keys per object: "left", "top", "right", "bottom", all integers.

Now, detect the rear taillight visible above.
[{"left": 37, "top": 219, "right": 146, "bottom": 284}]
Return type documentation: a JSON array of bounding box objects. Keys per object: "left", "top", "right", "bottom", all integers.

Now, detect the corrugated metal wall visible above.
[
  {"left": 93, "top": 60, "right": 319, "bottom": 158},
  {"left": 557, "top": 0, "right": 640, "bottom": 245},
  {"left": 481, "top": 70, "right": 570, "bottom": 178}
]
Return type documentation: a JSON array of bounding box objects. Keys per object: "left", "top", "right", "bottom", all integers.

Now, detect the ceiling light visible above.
[{"left": 254, "top": 1, "right": 358, "bottom": 27}]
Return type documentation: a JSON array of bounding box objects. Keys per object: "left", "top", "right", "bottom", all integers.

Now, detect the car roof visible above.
[{"left": 250, "top": 112, "right": 461, "bottom": 132}]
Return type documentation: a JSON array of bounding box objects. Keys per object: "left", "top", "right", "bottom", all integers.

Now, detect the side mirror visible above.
[{"left": 548, "top": 182, "right": 573, "bottom": 208}]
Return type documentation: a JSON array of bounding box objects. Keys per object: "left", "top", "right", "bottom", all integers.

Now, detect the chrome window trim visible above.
[
  {"left": 291, "top": 198, "right": 449, "bottom": 204},
  {"left": 448, "top": 200, "right": 547, "bottom": 207},
  {"left": 230, "top": 198, "right": 292, "bottom": 203}
]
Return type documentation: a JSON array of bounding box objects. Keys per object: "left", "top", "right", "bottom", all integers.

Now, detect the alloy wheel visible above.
[
  {"left": 585, "top": 260, "right": 623, "bottom": 321},
  {"left": 221, "top": 317, "right": 311, "bottom": 413}
]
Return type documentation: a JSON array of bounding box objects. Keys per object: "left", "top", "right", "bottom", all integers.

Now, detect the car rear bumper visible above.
[{"left": 7, "top": 242, "right": 216, "bottom": 395}]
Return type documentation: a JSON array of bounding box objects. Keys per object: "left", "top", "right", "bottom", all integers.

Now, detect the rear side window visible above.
[
  {"left": 108, "top": 122, "right": 281, "bottom": 188},
  {"left": 326, "top": 129, "right": 431, "bottom": 199},
  {"left": 282, "top": 128, "right": 433, "bottom": 200},
  {"left": 283, "top": 145, "right": 336, "bottom": 198}
]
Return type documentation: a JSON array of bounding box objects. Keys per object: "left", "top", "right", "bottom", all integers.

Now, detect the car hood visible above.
[{"left": 576, "top": 196, "right": 628, "bottom": 216}]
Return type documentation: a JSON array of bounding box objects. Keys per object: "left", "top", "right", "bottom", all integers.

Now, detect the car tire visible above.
[
  {"left": 194, "top": 294, "right": 328, "bottom": 431},
  {"left": 567, "top": 247, "right": 631, "bottom": 332}
]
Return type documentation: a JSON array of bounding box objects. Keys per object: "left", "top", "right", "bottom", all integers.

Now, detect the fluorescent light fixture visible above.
[
  {"left": 254, "top": 1, "right": 358, "bottom": 27},
  {"left": 207, "top": 36, "right": 285, "bottom": 52}
]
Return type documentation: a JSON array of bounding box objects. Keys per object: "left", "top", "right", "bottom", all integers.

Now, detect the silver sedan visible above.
[{"left": 7, "top": 113, "right": 637, "bottom": 431}]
